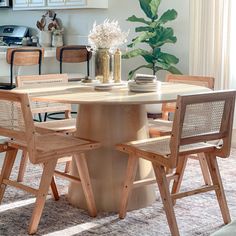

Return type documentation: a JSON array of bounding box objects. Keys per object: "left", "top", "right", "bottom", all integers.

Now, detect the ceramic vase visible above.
[{"left": 39, "top": 31, "right": 52, "bottom": 47}]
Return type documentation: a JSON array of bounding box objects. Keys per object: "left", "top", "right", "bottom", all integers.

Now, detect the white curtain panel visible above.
[{"left": 189, "top": 0, "right": 231, "bottom": 89}]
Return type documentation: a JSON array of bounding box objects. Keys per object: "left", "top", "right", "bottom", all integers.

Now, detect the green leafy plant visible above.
[{"left": 124, "top": 0, "right": 181, "bottom": 80}]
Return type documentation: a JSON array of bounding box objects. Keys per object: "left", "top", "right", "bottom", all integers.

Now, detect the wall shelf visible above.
[{"left": 13, "top": 0, "right": 108, "bottom": 10}]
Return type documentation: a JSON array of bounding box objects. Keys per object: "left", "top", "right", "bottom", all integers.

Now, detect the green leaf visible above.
[
  {"left": 135, "top": 26, "right": 152, "bottom": 32},
  {"left": 158, "top": 52, "right": 179, "bottom": 64},
  {"left": 139, "top": 0, "right": 160, "bottom": 20},
  {"left": 123, "top": 48, "right": 155, "bottom": 64},
  {"left": 129, "top": 31, "right": 156, "bottom": 48},
  {"left": 158, "top": 9, "right": 177, "bottom": 24},
  {"left": 127, "top": 15, "right": 150, "bottom": 25},
  {"left": 127, "top": 64, "right": 153, "bottom": 80},
  {"left": 149, "top": 0, "right": 161, "bottom": 19},
  {"left": 166, "top": 66, "right": 182, "bottom": 74},
  {"left": 142, "top": 53, "right": 155, "bottom": 63},
  {"left": 122, "top": 48, "right": 150, "bottom": 59},
  {"left": 127, "top": 36, "right": 139, "bottom": 47},
  {"left": 139, "top": 0, "right": 153, "bottom": 19},
  {"left": 150, "top": 27, "right": 177, "bottom": 47},
  {"left": 155, "top": 61, "right": 170, "bottom": 70}
]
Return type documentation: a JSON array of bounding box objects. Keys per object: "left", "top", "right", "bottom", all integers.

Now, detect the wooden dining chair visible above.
[
  {"left": 149, "top": 74, "right": 215, "bottom": 185},
  {"left": 46, "top": 45, "right": 92, "bottom": 120},
  {"left": 0, "top": 90, "right": 100, "bottom": 234},
  {"left": 56, "top": 45, "right": 92, "bottom": 82},
  {"left": 2, "top": 47, "right": 44, "bottom": 89},
  {"left": 117, "top": 90, "right": 236, "bottom": 236},
  {"left": 149, "top": 74, "right": 215, "bottom": 136},
  {"left": 15, "top": 74, "right": 77, "bottom": 182}
]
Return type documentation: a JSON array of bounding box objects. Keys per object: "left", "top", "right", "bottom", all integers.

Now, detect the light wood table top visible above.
[{"left": 14, "top": 81, "right": 211, "bottom": 105}]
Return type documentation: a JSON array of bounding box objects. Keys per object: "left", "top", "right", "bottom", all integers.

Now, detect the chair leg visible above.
[
  {"left": 119, "top": 153, "right": 138, "bottom": 219},
  {"left": 0, "top": 149, "right": 18, "bottom": 203},
  {"left": 38, "top": 113, "right": 42, "bottom": 122},
  {"left": 28, "top": 159, "right": 57, "bottom": 235},
  {"left": 205, "top": 153, "right": 231, "bottom": 224},
  {"left": 153, "top": 163, "right": 180, "bottom": 236},
  {"left": 74, "top": 153, "right": 97, "bottom": 217},
  {"left": 198, "top": 153, "right": 211, "bottom": 185},
  {"left": 171, "top": 156, "right": 188, "bottom": 196},
  {"left": 17, "top": 150, "right": 28, "bottom": 182},
  {"left": 50, "top": 176, "right": 59, "bottom": 201},
  {"left": 44, "top": 112, "right": 48, "bottom": 122}
]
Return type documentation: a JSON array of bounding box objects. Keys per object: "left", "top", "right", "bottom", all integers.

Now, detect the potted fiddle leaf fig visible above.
[{"left": 124, "top": 0, "right": 181, "bottom": 80}]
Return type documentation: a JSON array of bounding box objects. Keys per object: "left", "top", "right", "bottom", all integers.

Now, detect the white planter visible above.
[{"left": 39, "top": 31, "right": 52, "bottom": 47}]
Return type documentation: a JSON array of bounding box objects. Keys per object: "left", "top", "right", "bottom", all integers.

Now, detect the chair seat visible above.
[
  {"left": 148, "top": 119, "right": 172, "bottom": 137},
  {"left": 35, "top": 118, "right": 76, "bottom": 133},
  {"left": 8, "top": 133, "right": 100, "bottom": 163},
  {"left": 117, "top": 136, "right": 216, "bottom": 166}
]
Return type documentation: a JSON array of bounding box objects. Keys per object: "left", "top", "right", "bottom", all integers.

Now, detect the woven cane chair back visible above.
[
  {"left": 0, "top": 91, "right": 34, "bottom": 144},
  {"left": 162, "top": 75, "right": 215, "bottom": 120},
  {"left": 16, "top": 74, "right": 72, "bottom": 115},
  {"left": 169, "top": 90, "right": 236, "bottom": 166}
]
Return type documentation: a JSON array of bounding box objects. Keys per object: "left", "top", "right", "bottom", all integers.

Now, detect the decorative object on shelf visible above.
[
  {"left": 39, "top": 31, "right": 52, "bottom": 47},
  {"left": 123, "top": 0, "right": 181, "bottom": 80},
  {"left": 52, "top": 29, "right": 64, "bottom": 47},
  {"left": 36, "top": 10, "right": 63, "bottom": 47},
  {"left": 114, "top": 49, "right": 121, "bottom": 83},
  {"left": 88, "top": 19, "right": 129, "bottom": 82}
]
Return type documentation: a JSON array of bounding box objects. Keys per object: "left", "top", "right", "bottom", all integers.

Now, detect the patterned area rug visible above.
[{"left": 1, "top": 149, "right": 236, "bottom": 236}]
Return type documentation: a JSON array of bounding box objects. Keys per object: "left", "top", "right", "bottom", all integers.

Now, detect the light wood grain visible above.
[
  {"left": 116, "top": 90, "right": 235, "bottom": 236},
  {"left": 0, "top": 90, "right": 101, "bottom": 234},
  {"left": 16, "top": 74, "right": 76, "bottom": 183},
  {"left": 14, "top": 82, "right": 210, "bottom": 105},
  {"left": 14, "top": 82, "right": 210, "bottom": 212}
]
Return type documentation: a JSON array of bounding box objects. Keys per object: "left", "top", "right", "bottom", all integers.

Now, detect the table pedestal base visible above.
[{"left": 68, "top": 104, "right": 156, "bottom": 212}]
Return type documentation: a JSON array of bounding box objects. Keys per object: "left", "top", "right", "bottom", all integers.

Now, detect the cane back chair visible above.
[
  {"left": 15, "top": 74, "right": 76, "bottom": 183},
  {"left": 149, "top": 74, "right": 215, "bottom": 136},
  {"left": 117, "top": 90, "right": 236, "bottom": 236},
  {"left": 0, "top": 90, "right": 100, "bottom": 234},
  {"left": 149, "top": 74, "right": 215, "bottom": 185}
]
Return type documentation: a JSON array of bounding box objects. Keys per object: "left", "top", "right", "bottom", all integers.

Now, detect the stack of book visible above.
[{"left": 128, "top": 74, "right": 161, "bottom": 92}]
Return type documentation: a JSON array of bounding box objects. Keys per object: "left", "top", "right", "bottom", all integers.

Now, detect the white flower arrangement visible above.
[{"left": 88, "top": 19, "right": 129, "bottom": 50}]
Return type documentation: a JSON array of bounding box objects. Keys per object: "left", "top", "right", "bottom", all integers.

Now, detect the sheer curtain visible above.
[
  {"left": 189, "top": 0, "right": 232, "bottom": 89},
  {"left": 229, "top": 1, "right": 236, "bottom": 90}
]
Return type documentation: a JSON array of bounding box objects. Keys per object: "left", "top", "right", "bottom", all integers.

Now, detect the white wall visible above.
[{"left": 0, "top": 0, "right": 189, "bottom": 80}]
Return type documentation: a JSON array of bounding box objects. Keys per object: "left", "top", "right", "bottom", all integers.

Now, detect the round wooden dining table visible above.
[{"left": 15, "top": 81, "right": 210, "bottom": 212}]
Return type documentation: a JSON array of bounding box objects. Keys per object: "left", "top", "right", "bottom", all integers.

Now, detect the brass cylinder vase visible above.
[{"left": 95, "top": 48, "right": 113, "bottom": 82}]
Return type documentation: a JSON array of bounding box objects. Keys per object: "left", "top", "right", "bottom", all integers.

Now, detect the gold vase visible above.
[{"left": 95, "top": 48, "right": 113, "bottom": 82}]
